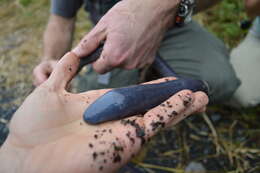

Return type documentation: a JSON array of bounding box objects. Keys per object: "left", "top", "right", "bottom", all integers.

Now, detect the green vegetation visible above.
[
  {"left": 19, "top": 0, "right": 33, "bottom": 7},
  {"left": 200, "top": 0, "right": 248, "bottom": 47}
]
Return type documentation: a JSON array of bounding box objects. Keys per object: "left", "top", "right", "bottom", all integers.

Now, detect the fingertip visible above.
[
  {"left": 92, "top": 54, "right": 112, "bottom": 74},
  {"left": 33, "top": 68, "right": 48, "bottom": 86},
  {"left": 72, "top": 26, "right": 106, "bottom": 58},
  {"left": 194, "top": 91, "right": 209, "bottom": 107},
  {"left": 142, "top": 89, "right": 195, "bottom": 135},
  {"left": 178, "top": 91, "right": 209, "bottom": 120},
  {"left": 47, "top": 52, "right": 80, "bottom": 90}
]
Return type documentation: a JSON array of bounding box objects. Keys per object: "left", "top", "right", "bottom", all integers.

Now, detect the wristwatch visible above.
[{"left": 175, "top": 0, "right": 195, "bottom": 26}]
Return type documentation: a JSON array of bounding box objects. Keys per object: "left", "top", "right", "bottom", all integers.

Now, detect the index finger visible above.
[{"left": 72, "top": 23, "right": 106, "bottom": 58}]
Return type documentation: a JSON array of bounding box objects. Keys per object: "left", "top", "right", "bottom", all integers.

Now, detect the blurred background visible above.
[{"left": 0, "top": 0, "right": 259, "bottom": 172}]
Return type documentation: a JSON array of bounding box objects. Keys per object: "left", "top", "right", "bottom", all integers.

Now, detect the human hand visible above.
[
  {"left": 73, "top": 0, "right": 179, "bottom": 74},
  {"left": 33, "top": 60, "right": 58, "bottom": 86},
  {"left": 0, "top": 52, "right": 208, "bottom": 173}
]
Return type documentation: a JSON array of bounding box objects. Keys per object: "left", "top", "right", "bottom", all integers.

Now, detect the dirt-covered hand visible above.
[
  {"left": 73, "top": 0, "right": 180, "bottom": 74},
  {"left": 33, "top": 60, "right": 58, "bottom": 86},
  {"left": 0, "top": 53, "right": 208, "bottom": 173}
]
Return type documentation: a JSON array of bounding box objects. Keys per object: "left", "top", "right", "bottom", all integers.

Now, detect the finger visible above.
[
  {"left": 33, "top": 66, "right": 50, "bottom": 86},
  {"left": 47, "top": 52, "right": 80, "bottom": 90},
  {"left": 142, "top": 90, "right": 194, "bottom": 137},
  {"left": 168, "top": 91, "right": 208, "bottom": 126},
  {"left": 98, "top": 90, "right": 194, "bottom": 162},
  {"left": 72, "top": 24, "right": 106, "bottom": 58},
  {"left": 91, "top": 53, "right": 113, "bottom": 74},
  {"left": 92, "top": 33, "right": 127, "bottom": 74},
  {"left": 33, "top": 70, "right": 48, "bottom": 86},
  {"left": 114, "top": 91, "right": 208, "bottom": 146},
  {"left": 197, "top": 106, "right": 207, "bottom": 113},
  {"left": 92, "top": 38, "right": 117, "bottom": 74}
]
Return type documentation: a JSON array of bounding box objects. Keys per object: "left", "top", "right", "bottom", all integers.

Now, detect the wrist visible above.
[{"left": 145, "top": 0, "right": 181, "bottom": 28}]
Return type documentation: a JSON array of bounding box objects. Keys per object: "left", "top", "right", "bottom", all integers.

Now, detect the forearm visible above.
[
  {"left": 137, "top": 0, "right": 181, "bottom": 28},
  {"left": 43, "top": 14, "right": 75, "bottom": 61},
  {"left": 194, "top": 0, "right": 222, "bottom": 14}
]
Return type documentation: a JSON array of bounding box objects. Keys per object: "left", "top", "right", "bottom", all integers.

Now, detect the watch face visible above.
[
  {"left": 176, "top": 0, "right": 195, "bottom": 26},
  {"left": 178, "top": 4, "right": 189, "bottom": 17}
]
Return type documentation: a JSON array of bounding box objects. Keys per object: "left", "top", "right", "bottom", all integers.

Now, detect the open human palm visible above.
[{"left": 0, "top": 53, "right": 208, "bottom": 173}]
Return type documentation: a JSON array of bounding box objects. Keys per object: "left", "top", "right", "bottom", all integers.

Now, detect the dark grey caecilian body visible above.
[
  {"left": 79, "top": 44, "right": 209, "bottom": 125},
  {"left": 83, "top": 78, "right": 208, "bottom": 124}
]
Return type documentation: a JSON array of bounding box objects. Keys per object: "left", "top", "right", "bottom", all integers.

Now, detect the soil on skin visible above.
[{"left": 0, "top": 0, "right": 259, "bottom": 172}]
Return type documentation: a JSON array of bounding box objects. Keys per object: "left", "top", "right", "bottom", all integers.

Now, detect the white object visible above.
[
  {"left": 230, "top": 23, "right": 260, "bottom": 107},
  {"left": 97, "top": 72, "right": 111, "bottom": 85},
  {"left": 185, "top": 162, "right": 206, "bottom": 173}
]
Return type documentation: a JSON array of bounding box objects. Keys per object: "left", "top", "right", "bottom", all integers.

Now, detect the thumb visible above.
[
  {"left": 47, "top": 52, "right": 80, "bottom": 90},
  {"left": 33, "top": 69, "right": 49, "bottom": 86},
  {"left": 33, "top": 62, "right": 54, "bottom": 86}
]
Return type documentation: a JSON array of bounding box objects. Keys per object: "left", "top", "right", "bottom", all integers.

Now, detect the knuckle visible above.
[
  {"left": 90, "top": 34, "right": 99, "bottom": 45},
  {"left": 147, "top": 57, "right": 155, "bottom": 65},
  {"left": 94, "top": 67, "right": 106, "bottom": 74},
  {"left": 108, "top": 58, "right": 122, "bottom": 67},
  {"left": 107, "top": 54, "right": 124, "bottom": 67},
  {"left": 124, "top": 63, "right": 136, "bottom": 70},
  {"left": 125, "top": 60, "right": 138, "bottom": 70}
]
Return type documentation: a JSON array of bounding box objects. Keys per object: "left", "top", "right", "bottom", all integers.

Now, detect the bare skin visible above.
[
  {"left": 33, "top": 0, "right": 222, "bottom": 86},
  {"left": 244, "top": 0, "right": 260, "bottom": 17},
  {"left": 33, "top": 0, "right": 180, "bottom": 86},
  {"left": 73, "top": 0, "right": 180, "bottom": 74},
  {"left": 0, "top": 53, "right": 208, "bottom": 173},
  {"left": 33, "top": 14, "right": 75, "bottom": 86}
]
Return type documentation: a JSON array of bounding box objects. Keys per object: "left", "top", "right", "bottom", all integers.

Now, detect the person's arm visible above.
[
  {"left": 33, "top": 15, "right": 76, "bottom": 86},
  {"left": 42, "top": 14, "right": 76, "bottom": 61},
  {"left": 0, "top": 52, "right": 208, "bottom": 173},
  {"left": 33, "top": 0, "right": 83, "bottom": 86},
  {"left": 72, "top": 0, "right": 222, "bottom": 74},
  {"left": 73, "top": 0, "right": 181, "bottom": 74},
  {"left": 245, "top": 0, "right": 260, "bottom": 17},
  {"left": 194, "top": 0, "right": 222, "bottom": 14}
]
